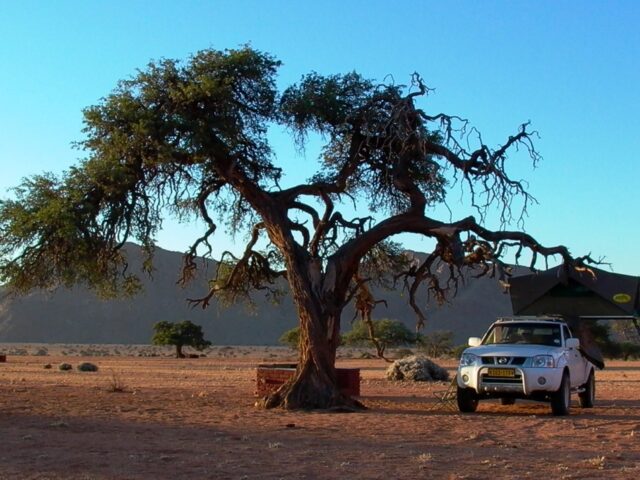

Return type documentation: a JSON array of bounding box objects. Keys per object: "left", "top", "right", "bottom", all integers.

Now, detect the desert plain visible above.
[{"left": 0, "top": 344, "right": 639, "bottom": 480}]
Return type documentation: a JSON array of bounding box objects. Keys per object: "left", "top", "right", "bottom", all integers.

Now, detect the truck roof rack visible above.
[{"left": 494, "top": 316, "right": 566, "bottom": 324}]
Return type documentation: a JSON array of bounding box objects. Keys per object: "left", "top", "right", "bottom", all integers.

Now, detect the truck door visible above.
[{"left": 563, "top": 325, "right": 587, "bottom": 387}]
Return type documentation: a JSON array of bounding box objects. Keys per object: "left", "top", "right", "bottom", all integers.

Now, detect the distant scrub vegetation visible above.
[{"left": 280, "top": 321, "right": 460, "bottom": 361}]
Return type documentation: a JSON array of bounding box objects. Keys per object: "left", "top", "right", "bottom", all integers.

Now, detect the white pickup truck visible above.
[{"left": 456, "top": 318, "right": 596, "bottom": 415}]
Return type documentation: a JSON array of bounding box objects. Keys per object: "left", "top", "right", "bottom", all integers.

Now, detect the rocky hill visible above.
[{"left": 0, "top": 245, "right": 513, "bottom": 345}]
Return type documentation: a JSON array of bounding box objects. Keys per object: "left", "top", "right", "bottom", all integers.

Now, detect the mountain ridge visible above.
[{"left": 0, "top": 244, "right": 513, "bottom": 345}]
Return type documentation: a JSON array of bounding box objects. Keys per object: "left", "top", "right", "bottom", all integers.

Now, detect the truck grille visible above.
[{"left": 481, "top": 356, "right": 526, "bottom": 366}]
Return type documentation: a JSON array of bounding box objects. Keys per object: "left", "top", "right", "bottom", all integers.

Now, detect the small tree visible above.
[
  {"left": 152, "top": 320, "right": 211, "bottom": 358},
  {"left": 343, "top": 318, "right": 416, "bottom": 361},
  {"left": 418, "top": 330, "right": 454, "bottom": 358},
  {"left": 279, "top": 326, "right": 300, "bottom": 349}
]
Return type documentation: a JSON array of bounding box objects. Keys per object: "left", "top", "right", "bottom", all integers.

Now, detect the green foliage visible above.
[
  {"left": 0, "top": 46, "right": 451, "bottom": 300},
  {"left": 343, "top": 319, "right": 416, "bottom": 351},
  {"left": 417, "top": 330, "right": 454, "bottom": 358},
  {"left": 0, "top": 172, "right": 142, "bottom": 297},
  {"left": 152, "top": 320, "right": 211, "bottom": 357},
  {"left": 280, "top": 73, "right": 447, "bottom": 215},
  {"left": 0, "top": 46, "right": 282, "bottom": 297},
  {"left": 279, "top": 326, "right": 300, "bottom": 349}
]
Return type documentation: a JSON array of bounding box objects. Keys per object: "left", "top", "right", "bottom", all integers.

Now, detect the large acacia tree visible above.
[{"left": 0, "top": 47, "right": 586, "bottom": 410}]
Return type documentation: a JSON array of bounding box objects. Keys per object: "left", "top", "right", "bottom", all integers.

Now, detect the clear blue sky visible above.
[{"left": 1, "top": 1, "right": 639, "bottom": 274}]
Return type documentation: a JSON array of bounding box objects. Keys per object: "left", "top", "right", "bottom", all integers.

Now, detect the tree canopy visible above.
[{"left": 0, "top": 46, "right": 591, "bottom": 410}]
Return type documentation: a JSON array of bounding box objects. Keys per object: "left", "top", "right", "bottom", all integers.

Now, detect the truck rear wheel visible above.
[{"left": 578, "top": 370, "right": 595, "bottom": 408}]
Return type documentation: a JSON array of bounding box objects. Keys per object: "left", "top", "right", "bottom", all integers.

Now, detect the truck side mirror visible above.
[
  {"left": 565, "top": 338, "right": 580, "bottom": 349},
  {"left": 468, "top": 337, "right": 482, "bottom": 347}
]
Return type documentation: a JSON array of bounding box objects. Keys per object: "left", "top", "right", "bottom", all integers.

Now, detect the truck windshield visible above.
[{"left": 482, "top": 323, "right": 562, "bottom": 346}]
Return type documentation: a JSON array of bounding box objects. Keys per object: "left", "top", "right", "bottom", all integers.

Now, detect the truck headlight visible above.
[
  {"left": 460, "top": 353, "right": 479, "bottom": 366},
  {"left": 532, "top": 355, "right": 555, "bottom": 368}
]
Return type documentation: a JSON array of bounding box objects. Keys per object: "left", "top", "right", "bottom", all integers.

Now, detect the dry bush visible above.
[
  {"left": 106, "top": 371, "right": 127, "bottom": 393},
  {"left": 77, "top": 362, "right": 99, "bottom": 372},
  {"left": 386, "top": 355, "right": 449, "bottom": 382},
  {"left": 585, "top": 455, "right": 606, "bottom": 469}
]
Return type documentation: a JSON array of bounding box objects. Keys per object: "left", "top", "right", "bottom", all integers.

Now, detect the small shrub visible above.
[
  {"left": 58, "top": 363, "right": 73, "bottom": 371},
  {"left": 49, "top": 420, "right": 69, "bottom": 428},
  {"left": 43, "top": 363, "right": 52, "bottom": 369},
  {"left": 416, "top": 452, "right": 433, "bottom": 464},
  {"left": 585, "top": 455, "right": 606, "bottom": 470},
  {"left": 77, "top": 362, "right": 99, "bottom": 372},
  {"left": 386, "top": 355, "right": 449, "bottom": 382},
  {"left": 106, "top": 371, "right": 127, "bottom": 393}
]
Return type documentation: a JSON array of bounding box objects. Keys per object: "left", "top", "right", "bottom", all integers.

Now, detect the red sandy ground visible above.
[{"left": 0, "top": 346, "right": 639, "bottom": 479}]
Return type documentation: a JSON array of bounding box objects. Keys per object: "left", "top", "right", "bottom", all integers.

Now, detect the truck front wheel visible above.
[
  {"left": 457, "top": 386, "right": 479, "bottom": 413},
  {"left": 551, "top": 371, "right": 571, "bottom": 416}
]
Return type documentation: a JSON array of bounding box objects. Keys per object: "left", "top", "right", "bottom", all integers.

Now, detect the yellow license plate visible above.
[{"left": 487, "top": 368, "right": 515, "bottom": 378}]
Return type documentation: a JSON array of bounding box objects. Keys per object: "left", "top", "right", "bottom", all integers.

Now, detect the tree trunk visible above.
[
  {"left": 259, "top": 310, "right": 363, "bottom": 410},
  {"left": 176, "top": 344, "right": 185, "bottom": 359},
  {"left": 257, "top": 258, "right": 364, "bottom": 410}
]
